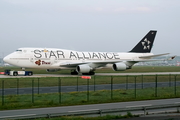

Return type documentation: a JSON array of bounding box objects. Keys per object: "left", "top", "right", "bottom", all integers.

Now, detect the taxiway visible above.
[
  {"left": 0, "top": 72, "right": 180, "bottom": 78},
  {"left": 1, "top": 98, "right": 180, "bottom": 119}
]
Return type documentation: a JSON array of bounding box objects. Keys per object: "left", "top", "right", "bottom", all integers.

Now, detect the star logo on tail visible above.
[{"left": 141, "top": 38, "right": 151, "bottom": 50}]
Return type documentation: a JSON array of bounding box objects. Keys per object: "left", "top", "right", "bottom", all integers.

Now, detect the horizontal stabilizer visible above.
[
  {"left": 139, "top": 53, "right": 170, "bottom": 59},
  {"left": 138, "top": 56, "right": 176, "bottom": 62}
]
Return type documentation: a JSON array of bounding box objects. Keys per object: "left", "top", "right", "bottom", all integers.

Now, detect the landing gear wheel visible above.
[
  {"left": 82, "top": 71, "right": 95, "bottom": 75},
  {"left": 89, "top": 71, "right": 95, "bottom": 75},
  {"left": 71, "top": 70, "right": 79, "bottom": 75},
  {"left": 13, "top": 72, "right": 18, "bottom": 76},
  {"left": 28, "top": 72, "right": 33, "bottom": 76}
]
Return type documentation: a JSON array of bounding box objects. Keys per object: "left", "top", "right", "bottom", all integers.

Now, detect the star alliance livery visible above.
[{"left": 3, "top": 30, "right": 174, "bottom": 75}]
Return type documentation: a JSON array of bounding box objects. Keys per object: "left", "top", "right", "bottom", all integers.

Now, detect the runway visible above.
[
  {"left": 0, "top": 72, "right": 180, "bottom": 78},
  {"left": 1, "top": 98, "right": 180, "bottom": 119}
]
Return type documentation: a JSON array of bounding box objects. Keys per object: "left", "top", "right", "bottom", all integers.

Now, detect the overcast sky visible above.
[{"left": 0, "top": 0, "right": 180, "bottom": 57}]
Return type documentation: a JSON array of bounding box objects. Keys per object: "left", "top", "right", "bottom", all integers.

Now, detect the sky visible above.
[{"left": 0, "top": 0, "right": 180, "bottom": 57}]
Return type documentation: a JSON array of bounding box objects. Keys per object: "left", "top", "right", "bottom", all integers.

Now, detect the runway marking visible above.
[
  {"left": 126, "top": 104, "right": 152, "bottom": 108},
  {"left": 0, "top": 114, "right": 36, "bottom": 118}
]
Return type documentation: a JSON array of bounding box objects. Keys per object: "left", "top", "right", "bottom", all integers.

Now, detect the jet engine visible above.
[
  {"left": 46, "top": 69, "right": 60, "bottom": 72},
  {"left": 112, "top": 62, "right": 127, "bottom": 71},
  {"left": 76, "top": 64, "right": 92, "bottom": 73}
]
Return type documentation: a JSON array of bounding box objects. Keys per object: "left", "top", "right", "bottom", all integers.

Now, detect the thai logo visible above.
[
  {"left": 35, "top": 60, "right": 41, "bottom": 66},
  {"left": 35, "top": 60, "right": 51, "bottom": 66}
]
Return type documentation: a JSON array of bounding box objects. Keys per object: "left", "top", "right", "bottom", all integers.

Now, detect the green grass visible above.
[{"left": 1, "top": 86, "right": 180, "bottom": 110}]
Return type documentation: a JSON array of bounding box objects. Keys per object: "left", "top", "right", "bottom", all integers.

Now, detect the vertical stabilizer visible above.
[{"left": 129, "top": 30, "right": 157, "bottom": 53}]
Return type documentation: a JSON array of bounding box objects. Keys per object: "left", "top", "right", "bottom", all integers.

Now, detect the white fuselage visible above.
[{"left": 3, "top": 47, "right": 153, "bottom": 70}]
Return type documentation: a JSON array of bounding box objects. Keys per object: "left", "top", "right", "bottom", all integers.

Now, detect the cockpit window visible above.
[{"left": 16, "top": 50, "right": 22, "bottom": 52}]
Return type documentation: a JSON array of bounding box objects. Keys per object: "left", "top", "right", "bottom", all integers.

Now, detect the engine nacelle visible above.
[
  {"left": 76, "top": 64, "right": 92, "bottom": 73},
  {"left": 46, "top": 69, "right": 60, "bottom": 72},
  {"left": 112, "top": 62, "right": 127, "bottom": 71}
]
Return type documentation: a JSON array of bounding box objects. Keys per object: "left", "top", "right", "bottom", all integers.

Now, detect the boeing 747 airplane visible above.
[{"left": 3, "top": 30, "right": 174, "bottom": 75}]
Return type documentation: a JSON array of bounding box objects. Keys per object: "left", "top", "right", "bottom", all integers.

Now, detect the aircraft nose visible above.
[{"left": 3, "top": 55, "right": 10, "bottom": 63}]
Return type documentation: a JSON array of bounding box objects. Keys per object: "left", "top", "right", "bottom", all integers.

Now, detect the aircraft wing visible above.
[
  {"left": 59, "top": 60, "right": 123, "bottom": 67},
  {"left": 59, "top": 54, "right": 175, "bottom": 67}
]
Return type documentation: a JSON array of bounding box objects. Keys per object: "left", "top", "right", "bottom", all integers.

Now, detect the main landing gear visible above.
[
  {"left": 71, "top": 70, "right": 79, "bottom": 75},
  {"left": 70, "top": 70, "right": 95, "bottom": 75},
  {"left": 82, "top": 71, "right": 95, "bottom": 75}
]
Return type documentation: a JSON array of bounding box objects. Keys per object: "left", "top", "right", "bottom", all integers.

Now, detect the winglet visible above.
[{"left": 130, "top": 30, "right": 157, "bottom": 53}]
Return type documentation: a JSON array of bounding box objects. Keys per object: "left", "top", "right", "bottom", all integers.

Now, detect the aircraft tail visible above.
[{"left": 129, "top": 30, "right": 157, "bottom": 53}]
